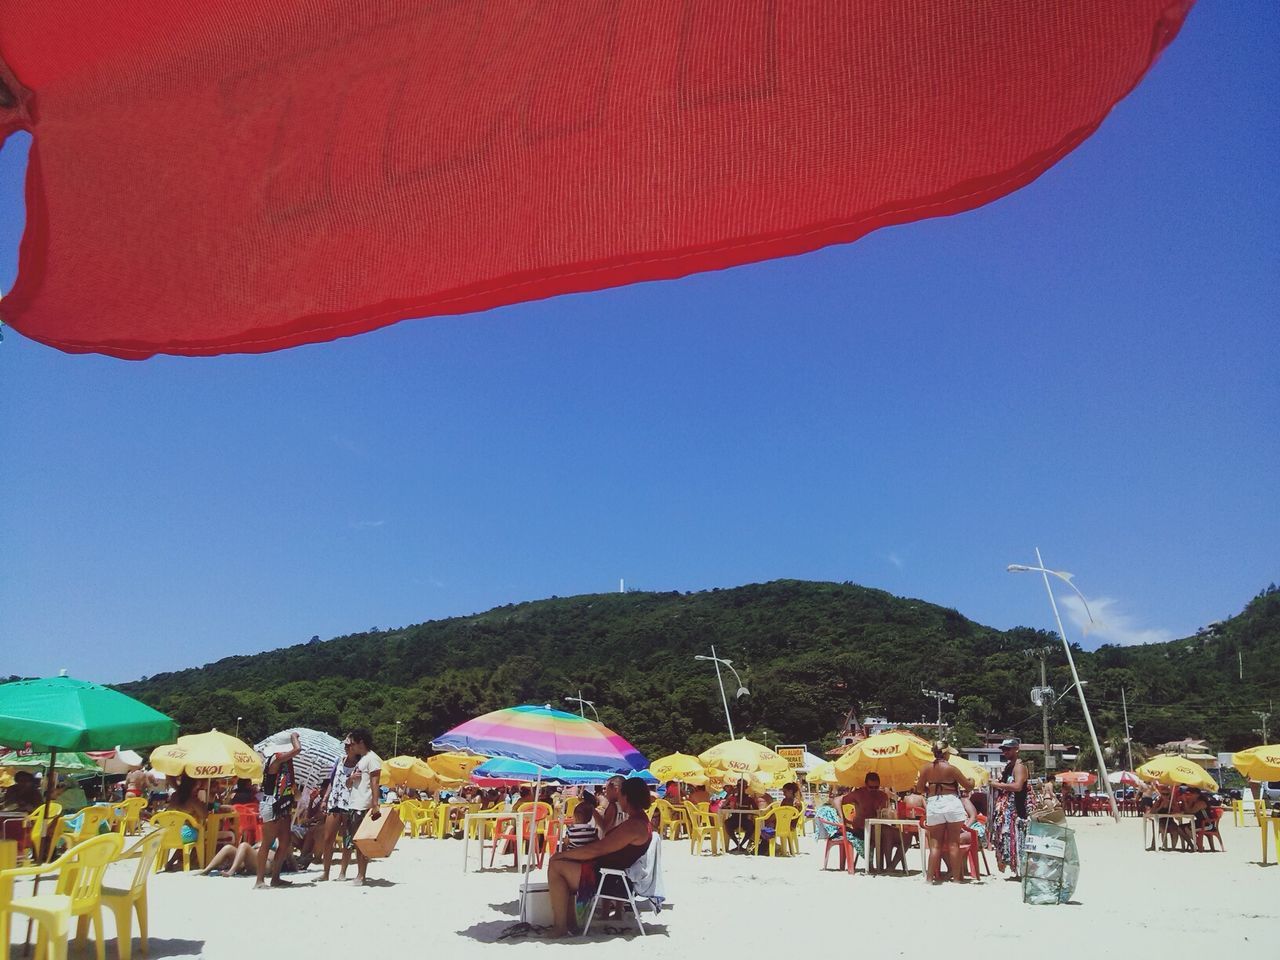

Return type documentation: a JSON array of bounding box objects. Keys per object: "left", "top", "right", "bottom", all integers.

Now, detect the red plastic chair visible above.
[
  {"left": 1195, "top": 808, "right": 1225, "bottom": 852},
  {"left": 960, "top": 821, "right": 989, "bottom": 879},
  {"left": 819, "top": 804, "right": 858, "bottom": 875},
  {"left": 232, "top": 803, "right": 261, "bottom": 845},
  {"left": 489, "top": 803, "right": 552, "bottom": 868},
  {"left": 895, "top": 799, "right": 926, "bottom": 853}
]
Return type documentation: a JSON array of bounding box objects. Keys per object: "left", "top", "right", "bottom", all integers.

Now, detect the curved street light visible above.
[
  {"left": 1007, "top": 548, "right": 1119, "bottom": 821},
  {"left": 565, "top": 691, "right": 600, "bottom": 722},
  {"left": 695, "top": 647, "right": 750, "bottom": 739}
]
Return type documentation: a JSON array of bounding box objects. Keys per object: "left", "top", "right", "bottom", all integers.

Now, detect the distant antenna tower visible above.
[{"left": 619, "top": 578, "right": 625, "bottom": 594}]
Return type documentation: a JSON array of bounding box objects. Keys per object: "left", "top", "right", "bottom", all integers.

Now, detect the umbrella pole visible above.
[
  {"left": 26, "top": 748, "right": 60, "bottom": 956},
  {"left": 520, "top": 769, "right": 543, "bottom": 923}
]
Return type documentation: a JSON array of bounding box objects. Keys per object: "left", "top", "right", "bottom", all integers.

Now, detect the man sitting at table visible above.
[
  {"left": 842, "top": 773, "right": 904, "bottom": 871},
  {"left": 1, "top": 772, "right": 42, "bottom": 813}
]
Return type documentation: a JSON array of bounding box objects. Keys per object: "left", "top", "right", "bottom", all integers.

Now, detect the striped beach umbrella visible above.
[
  {"left": 256, "top": 728, "right": 344, "bottom": 790},
  {"left": 432, "top": 705, "right": 647, "bottom": 774}
]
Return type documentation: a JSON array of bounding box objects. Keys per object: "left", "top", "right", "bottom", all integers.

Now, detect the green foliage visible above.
[{"left": 116, "top": 581, "right": 1280, "bottom": 760}]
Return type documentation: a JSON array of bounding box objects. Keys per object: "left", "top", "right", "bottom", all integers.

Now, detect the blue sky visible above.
[{"left": 2, "top": 3, "right": 1276, "bottom": 683}]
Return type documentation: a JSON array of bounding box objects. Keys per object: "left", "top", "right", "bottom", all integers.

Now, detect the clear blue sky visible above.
[{"left": 2, "top": 3, "right": 1276, "bottom": 683}]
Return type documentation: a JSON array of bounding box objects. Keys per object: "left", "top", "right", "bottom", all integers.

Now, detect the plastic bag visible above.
[{"left": 1022, "top": 821, "right": 1079, "bottom": 905}]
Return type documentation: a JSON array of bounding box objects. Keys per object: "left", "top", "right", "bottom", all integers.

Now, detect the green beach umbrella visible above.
[
  {"left": 0, "top": 751, "right": 102, "bottom": 776},
  {"left": 0, "top": 674, "right": 177, "bottom": 752}
]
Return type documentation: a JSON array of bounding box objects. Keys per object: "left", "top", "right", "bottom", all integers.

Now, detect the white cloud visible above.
[
  {"left": 887, "top": 552, "right": 904, "bottom": 570},
  {"left": 350, "top": 519, "right": 385, "bottom": 530},
  {"left": 1059, "top": 594, "right": 1173, "bottom": 647}
]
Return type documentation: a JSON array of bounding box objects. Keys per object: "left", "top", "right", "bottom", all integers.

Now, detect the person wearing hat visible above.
[{"left": 989, "top": 738, "right": 1029, "bottom": 878}]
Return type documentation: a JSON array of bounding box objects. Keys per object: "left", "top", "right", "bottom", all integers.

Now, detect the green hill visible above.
[{"left": 117, "top": 580, "right": 1280, "bottom": 764}]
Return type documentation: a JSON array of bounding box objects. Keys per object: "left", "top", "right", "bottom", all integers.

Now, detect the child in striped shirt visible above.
[{"left": 565, "top": 796, "right": 599, "bottom": 847}]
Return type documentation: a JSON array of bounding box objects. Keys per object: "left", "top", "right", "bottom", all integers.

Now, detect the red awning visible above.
[{"left": 0, "top": 1, "right": 1193, "bottom": 359}]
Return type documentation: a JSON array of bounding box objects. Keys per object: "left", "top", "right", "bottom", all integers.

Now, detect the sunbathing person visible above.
[{"left": 199, "top": 839, "right": 298, "bottom": 877}]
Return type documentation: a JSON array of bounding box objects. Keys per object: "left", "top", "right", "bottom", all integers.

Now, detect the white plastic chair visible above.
[{"left": 582, "top": 835, "right": 663, "bottom": 937}]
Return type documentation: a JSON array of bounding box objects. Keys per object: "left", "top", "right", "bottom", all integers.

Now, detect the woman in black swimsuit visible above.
[{"left": 546, "top": 777, "right": 654, "bottom": 938}]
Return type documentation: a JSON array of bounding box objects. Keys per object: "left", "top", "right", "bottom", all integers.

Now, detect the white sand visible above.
[{"left": 10, "top": 818, "right": 1277, "bottom": 957}]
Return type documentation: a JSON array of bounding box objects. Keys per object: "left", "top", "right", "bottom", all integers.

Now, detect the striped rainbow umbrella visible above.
[{"left": 432, "top": 704, "right": 646, "bottom": 774}]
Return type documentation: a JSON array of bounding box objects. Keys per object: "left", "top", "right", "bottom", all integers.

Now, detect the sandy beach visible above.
[{"left": 13, "top": 816, "right": 1271, "bottom": 959}]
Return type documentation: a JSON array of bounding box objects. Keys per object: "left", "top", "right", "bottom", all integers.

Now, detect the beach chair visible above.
[
  {"left": 69, "top": 807, "right": 117, "bottom": 846},
  {"left": 148, "top": 811, "right": 201, "bottom": 872},
  {"left": 1195, "top": 808, "right": 1225, "bottom": 852},
  {"left": 961, "top": 822, "right": 989, "bottom": 878},
  {"left": 1, "top": 832, "right": 124, "bottom": 960},
  {"left": 749, "top": 803, "right": 779, "bottom": 855},
  {"left": 652, "top": 799, "right": 687, "bottom": 841},
  {"left": 490, "top": 803, "right": 551, "bottom": 869},
  {"left": 99, "top": 830, "right": 165, "bottom": 960},
  {"left": 231, "top": 803, "right": 260, "bottom": 845},
  {"left": 115, "top": 798, "right": 148, "bottom": 836},
  {"left": 583, "top": 834, "right": 663, "bottom": 938},
  {"left": 682, "top": 802, "right": 720, "bottom": 856},
  {"left": 818, "top": 803, "right": 859, "bottom": 875},
  {"left": 23, "top": 804, "right": 65, "bottom": 863},
  {"left": 764, "top": 807, "right": 801, "bottom": 856}
]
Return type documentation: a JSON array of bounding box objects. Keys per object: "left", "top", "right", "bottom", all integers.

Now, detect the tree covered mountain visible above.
[{"left": 117, "top": 580, "right": 1280, "bottom": 765}]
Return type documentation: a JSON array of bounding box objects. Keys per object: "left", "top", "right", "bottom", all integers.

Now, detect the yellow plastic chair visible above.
[
  {"left": 682, "top": 802, "right": 721, "bottom": 856},
  {"left": 23, "top": 804, "right": 65, "bottom": 863},
  {"left": 397, "top": 799, "right": 419, "bottom": 836},
  {"left": 769, "top": 806, "right": 802, "bottom": 856},
  {"left": 407, "top": 800, "right": 437, "bottom": 839},
  {"left": 70, "top": 807, "right": 117, "bottom": 845},
  {"left": 98, "top": 830, "right": 164, "bottom": 960},
  {"left": 115, "top": 798, "right": 148, "bottom": 837},
  {"left": 654, "top": 799, "right": 689, "bottom": 841},
  {"left": 148, "top": 811, "right": 201, "bottom": 872},
  {"left": 1, "top": 832, "right": 124, "bottom": 960},
  {"left": 749, "top": 803, "right": 781, "bottom": 855}
]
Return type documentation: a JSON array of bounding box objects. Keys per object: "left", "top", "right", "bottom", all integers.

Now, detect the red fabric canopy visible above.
[{"left": 0, "top": 1, "right": 1192, "bottom": 359}]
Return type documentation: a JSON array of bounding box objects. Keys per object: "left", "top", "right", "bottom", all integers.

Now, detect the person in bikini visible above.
[{"left": 914, "top": 742, "right": 975, "bottom": 884}]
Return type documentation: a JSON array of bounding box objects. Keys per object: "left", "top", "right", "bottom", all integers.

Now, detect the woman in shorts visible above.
[{"left": 914, "top": 742, "right": 975, "bottom": 884}]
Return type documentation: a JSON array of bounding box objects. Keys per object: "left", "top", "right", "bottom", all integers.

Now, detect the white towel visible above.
[{"left": 625, "top": 835, "right": 666, "bottom": 912}]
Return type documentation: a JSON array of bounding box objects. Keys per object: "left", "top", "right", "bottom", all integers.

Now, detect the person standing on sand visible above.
[
  {"left": 338, "top": 728, "right": 382, "bottom": 886},
  {"left": 319, "top": 736, "right": 358, "bottom": 881},
  {"left": 990, "top": 738, "right": 1029, "bottom": 878},
  {"left": 255, "top": 730, "right": 302, "bottom": 889}
]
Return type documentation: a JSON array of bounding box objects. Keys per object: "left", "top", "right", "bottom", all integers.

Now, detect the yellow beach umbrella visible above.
[
  {"left": 946, "top": 752, "right": 991, "bottom": 788},
  {"left": 806, "top": 760, "right": 840, "bottom": 786},
  {"left": 150, "top": 730, "right": 263, "bottom": 782},
  {"left": 698, "top": 738, "right": 790, "bottom": 778},
  {"left": 649, "top": 752, "right": 705, "bottom": 783},
  {"left": 1233, "top": 745, "right": 1280, "bottom": 781},
  {"left": 749, "top": 767, "right": 797, "bottom": 792},
  {"left": 834, "top": 730, "right": 934, "bottom": 791},
  {"left": 427, "top": 751, "right": 488, "bottom": 781},
  {"left": 382, "top": 756, "right": 441, "bottom": 791},
  {"left": 1136, "top": 754, "right": 1218, "bottom": 791}
]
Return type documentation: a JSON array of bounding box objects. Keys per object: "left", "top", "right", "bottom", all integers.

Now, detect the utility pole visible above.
[
  {"left": 1254, "top": 710, "right": 1271, "bottom": 743},
  {"left": 1121, "top": 687, "right": 1134, "bottom": 772},
  {"left": 921, "top": 687, "right": 954, "bottom": 730},
  {"left": 1040, "top": 653, "right": 1051, "bottom": 775},
  {"left": 1238, "top": 649, "right": 1243, "bottom": 681}
]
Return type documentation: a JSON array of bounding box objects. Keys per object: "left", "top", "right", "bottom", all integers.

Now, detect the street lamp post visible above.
[
  {"left": 565, "top": 691, "right": 600, "bottom": 721},
  {"left": 695, "top": 646, "right": 749, "bottom": 739},
  {"left": 394, "top": 720, "right": 401, "bottom": 755},
  {"left": 1008, "top": 548, "right": 1119, "bottom": 821},
  {"left": 235, "top": 716, "right": 242, "bottom": 739}
]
